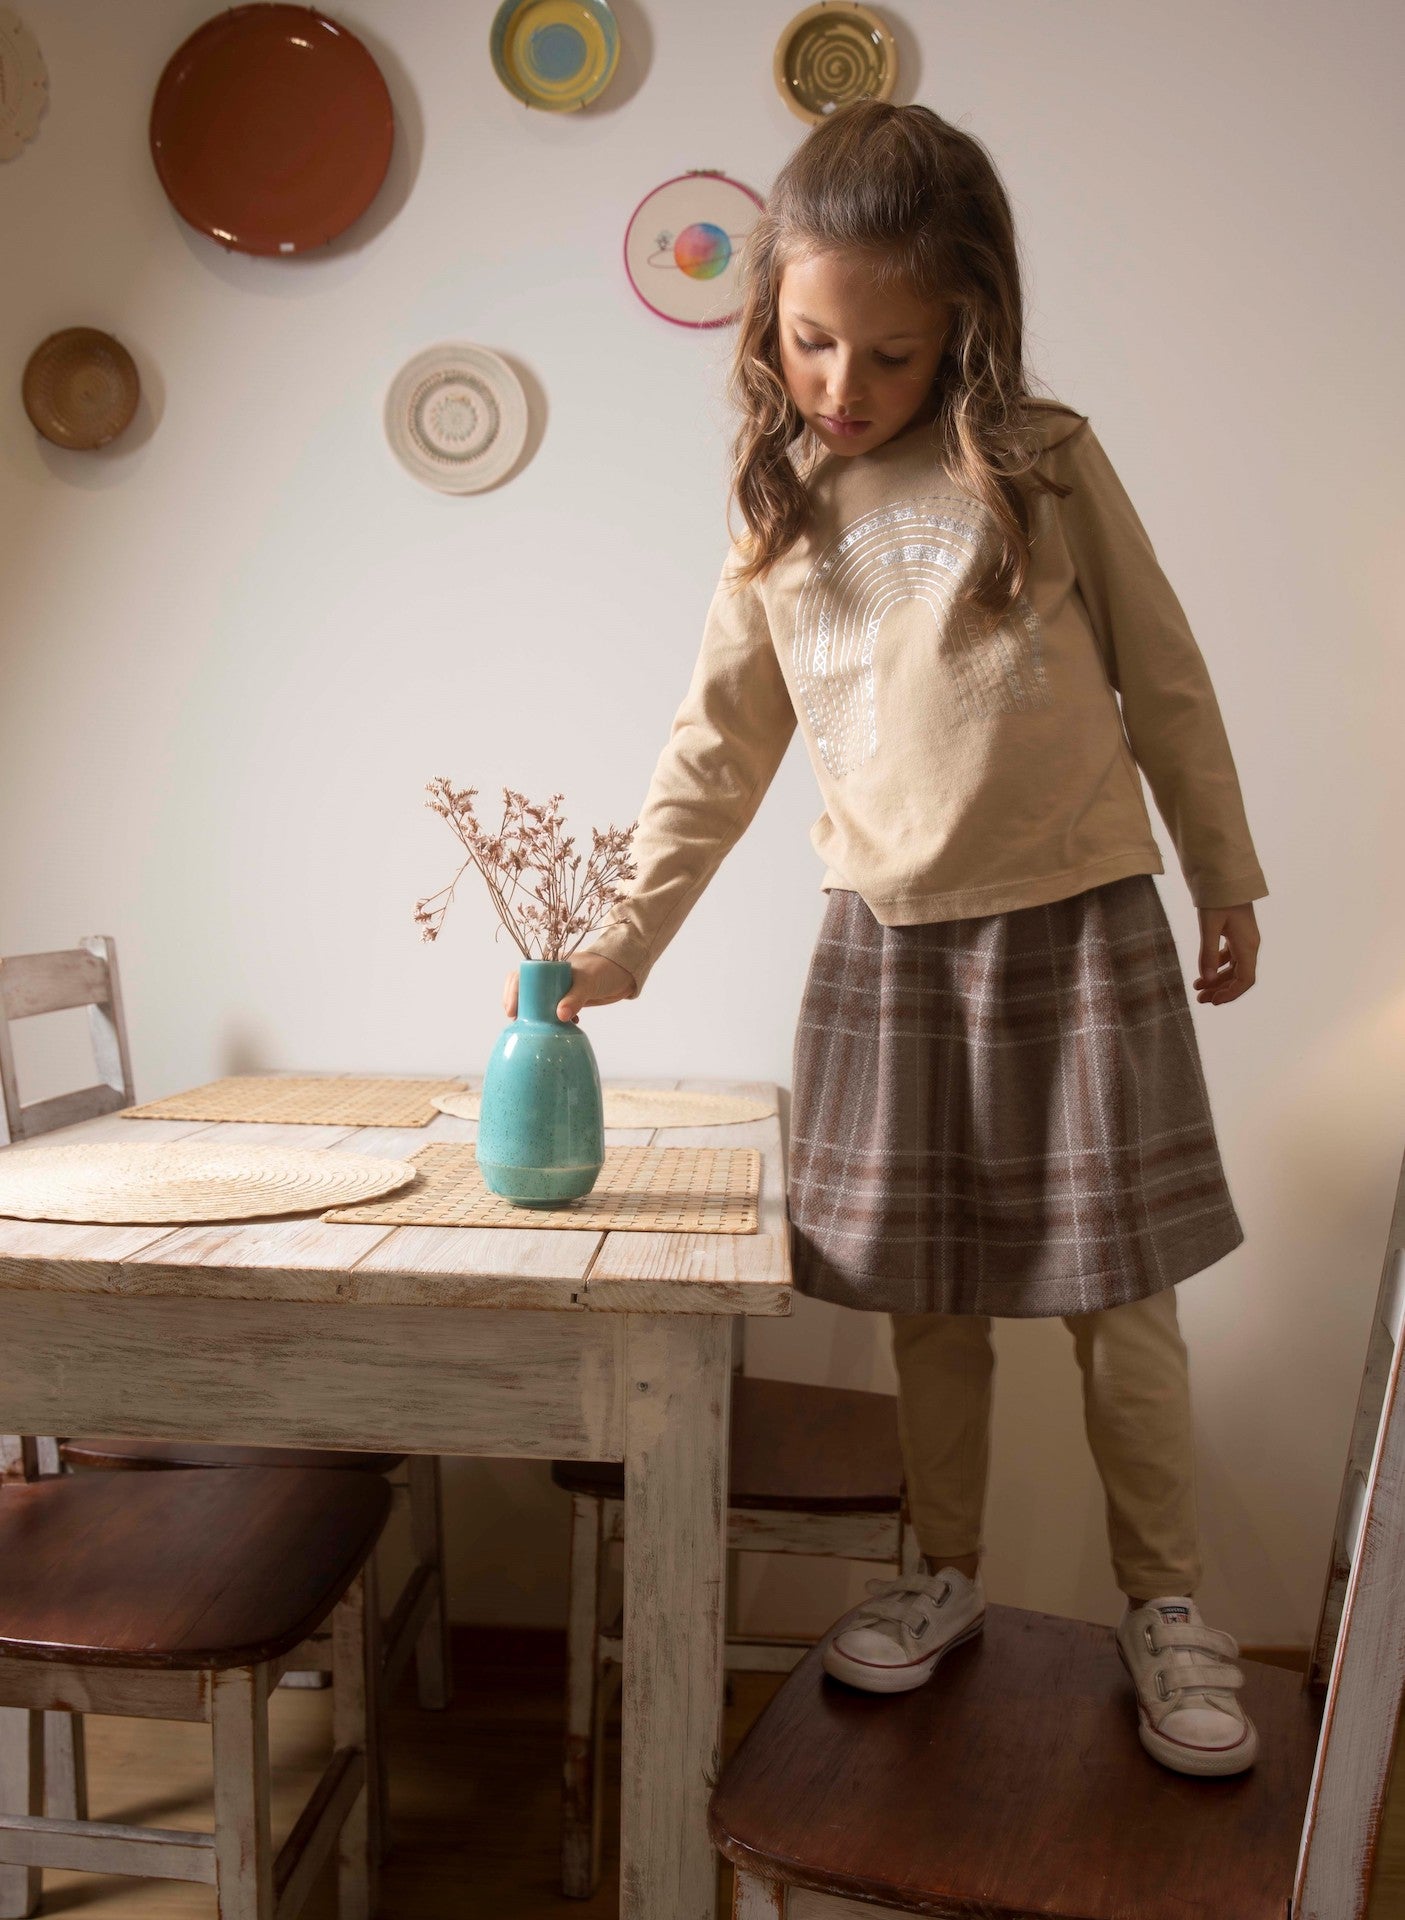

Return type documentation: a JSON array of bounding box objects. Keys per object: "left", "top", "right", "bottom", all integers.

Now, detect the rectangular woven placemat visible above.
[
  {"left": 322, "top": 1142, "right": 760, "bottom": 1232},
  {"left": 122, "top": 1075, "right": 465, "bottom": 1129}
]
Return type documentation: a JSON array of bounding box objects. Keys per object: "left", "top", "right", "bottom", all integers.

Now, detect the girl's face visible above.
[{"left": 777, "top": 247, "right": 952, "bottom": 458}]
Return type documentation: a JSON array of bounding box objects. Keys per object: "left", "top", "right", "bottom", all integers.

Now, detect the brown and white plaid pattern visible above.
[{"left": 788, "top": 874, "right": 1244, "bottom": 1317}]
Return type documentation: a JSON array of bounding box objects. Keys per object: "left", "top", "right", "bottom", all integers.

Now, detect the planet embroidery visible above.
[
  {"left": 624, "top": 171, "right": 765, "bottom": 328},
  {"left": 647, "top": 221, "right": 742, "bottom": 282}
]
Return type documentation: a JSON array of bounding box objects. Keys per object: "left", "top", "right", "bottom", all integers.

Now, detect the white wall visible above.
[{"left": 2, "top": 0, "right": 1401, "bottom": 1647}]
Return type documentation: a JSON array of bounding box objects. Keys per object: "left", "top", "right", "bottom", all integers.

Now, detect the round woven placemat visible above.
[
  {"left": 0, "top": 1141, "right": 417, "bottom": 1224},
  {"left": 432, "top": 1087, "right": 775, "bottom": 1128}
]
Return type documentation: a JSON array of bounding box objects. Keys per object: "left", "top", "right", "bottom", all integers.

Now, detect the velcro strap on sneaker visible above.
[
  {"left": 1156, "top": 1660, "right": 1245, "bottom": 1696},
  {"left": 1149, "top": 1621, "right": 1239, "bottom": 1659}
]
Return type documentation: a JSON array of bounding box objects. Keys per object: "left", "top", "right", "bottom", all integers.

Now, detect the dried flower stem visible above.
[{"left": 414, "top": 778, "right": 637, "bottom": 964}]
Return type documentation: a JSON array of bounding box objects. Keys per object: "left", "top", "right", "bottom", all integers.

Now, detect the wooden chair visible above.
[
  {"left": 0, "top": 937, "right": 133, "bottom": 1140},
  {"left": 551, "top": 1339, "right": 917, "bottom": 1898},
  {"left": 0, "top": 937, "right": 454, "bottom": 1724},
  {"left": 0, "top": 1457, "right": 388, "bottom": 1920},
  {"left": 708, "top": 1142, "right": 1405, "bottom": 1920}
]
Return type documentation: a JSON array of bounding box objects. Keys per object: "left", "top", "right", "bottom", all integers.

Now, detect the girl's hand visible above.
[
  {"left": 502, "top": 951, "right": 638, "bottom": 1024},
  {"left": 1193, "top": 904, "right": 1260, "bottom": 1005}
]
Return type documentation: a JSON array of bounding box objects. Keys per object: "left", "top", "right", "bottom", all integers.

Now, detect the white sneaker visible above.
[
  {"left": 821, "top": 1563, "right": 986, "bottom": 1694},
  {"left": 1115, "top": 1595, "right": 1259, "bottom": 1777}
]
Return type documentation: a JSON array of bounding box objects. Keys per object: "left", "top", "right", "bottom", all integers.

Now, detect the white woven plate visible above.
[
  {"left": 384, "top": 342, "right": 529, "bottom": 493},
  {"left": 0, "top": 1141, "right": 417, "bottom": 1224}
]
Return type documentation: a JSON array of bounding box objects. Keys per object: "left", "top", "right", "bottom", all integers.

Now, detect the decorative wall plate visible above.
[
  {"left": 773, "top": 2, "right": 897, "bottom": 124},
  {"left": 384, "top": 343, "right": 529, "bottom": 494},
  {"left": 623, "top": 171, "right": 765, "bottom": 328},
  {"left": 149, "top": 4, "right": 394, "bottom": 255},
  {"left": 0, "top": 8, "right": 47, "bottom": 159},
  {"left": 22, "top": 328, "right": 140, "bottom": 450},
  {"left": 489, "top": 0, "right": 619, "bottom": 111}
]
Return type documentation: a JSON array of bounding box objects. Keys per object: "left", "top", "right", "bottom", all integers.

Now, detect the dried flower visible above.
[{"left": 414, "top": 778, "right": 638, "bottom": 962}]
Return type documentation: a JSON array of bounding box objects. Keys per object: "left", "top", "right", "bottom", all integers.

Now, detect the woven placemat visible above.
[
  {"left": 122, "top": 1075, "right": 466, "bottom": 1128},
  {"left": 0, "top": 1141, "right": 417, "bottom": 1225},
  {"left": 323, "top": 1141, "right": 760, "bottom": 1232},
  {"left": 432, "top": 1086, "right": 776, "bottom": 1128}
]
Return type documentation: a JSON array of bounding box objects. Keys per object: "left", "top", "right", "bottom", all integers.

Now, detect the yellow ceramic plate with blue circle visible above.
[{"left": 489, "top": 0, "right": 619, "bottom": 111}]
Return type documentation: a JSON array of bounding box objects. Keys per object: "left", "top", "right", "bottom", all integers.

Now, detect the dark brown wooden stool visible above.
[
  {"left": 0, "top": 1463, "right": 389, "bottom": 1920},
  {"left": 551, "top": 1372, "right": 916, "bottom": 1898},
  {"left": 710, "top": 1603, "right": 1321, "bottom": 1919}
]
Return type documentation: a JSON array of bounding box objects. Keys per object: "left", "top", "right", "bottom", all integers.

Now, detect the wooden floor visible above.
[{"left": 30, "top": 1630, "right": 1405, "bottom": 1917}]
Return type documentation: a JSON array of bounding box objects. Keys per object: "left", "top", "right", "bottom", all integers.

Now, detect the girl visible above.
[{"left": 506, "top": 102, "right": 1266, "bottom": 1780}]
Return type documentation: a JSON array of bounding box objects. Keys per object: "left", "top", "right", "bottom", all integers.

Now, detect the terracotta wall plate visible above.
[
  {"left": 22, "top": 328, "right": 140, "bottom": 450},
  {"left": 149, "top": 3, "right": 394, "bottom": 255}
]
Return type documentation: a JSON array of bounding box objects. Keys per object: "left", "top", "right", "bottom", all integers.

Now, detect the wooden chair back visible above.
[
  {"left": 1295, "top": 1141, "right": 1405, "bottom": 1916},
  {"left": 0, "top": 935, "right": 134, "bottom": 1142}
]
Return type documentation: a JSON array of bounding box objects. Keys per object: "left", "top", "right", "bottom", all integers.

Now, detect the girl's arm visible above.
[
  {"left": 1049, "top": 419, "right": 1269, "bottom": 915},
  {"left": 583, "top": 548, "right": 798, "bottom": 998}
]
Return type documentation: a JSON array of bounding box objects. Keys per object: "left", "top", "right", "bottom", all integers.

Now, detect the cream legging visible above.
[{"left": 890, "top": 1284, "right": 1201, "bottom": 1599}]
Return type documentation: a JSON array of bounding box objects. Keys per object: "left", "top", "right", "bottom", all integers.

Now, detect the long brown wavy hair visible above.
[{"left": 728, "top": 100, "right": 1082, "bottom": 624}]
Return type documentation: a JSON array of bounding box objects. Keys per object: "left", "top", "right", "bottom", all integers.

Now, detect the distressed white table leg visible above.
[
  {"left": 621, "top": 1313, "right": 732, "bottom": 1920},
  {"left": 0, "top": 1708, "right": 42, "bottom": 1919}
]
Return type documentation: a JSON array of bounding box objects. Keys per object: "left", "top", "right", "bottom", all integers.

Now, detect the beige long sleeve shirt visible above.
[{"left": 587, "top": 406, "right": 1268, "bottom": 998}]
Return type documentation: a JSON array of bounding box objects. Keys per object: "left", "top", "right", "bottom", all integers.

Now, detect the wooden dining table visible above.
[{"left": 0, "top": 1072, "right": 792, "bottom": 1920}]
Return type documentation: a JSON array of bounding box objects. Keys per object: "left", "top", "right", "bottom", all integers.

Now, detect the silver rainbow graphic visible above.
[{"left": 792, "top": 494, "right": 1051, "bottom": 777}]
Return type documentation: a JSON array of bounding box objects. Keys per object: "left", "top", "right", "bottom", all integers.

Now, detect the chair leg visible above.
[
  {"left": 333, "top": 1566, "right": 376, "bottom": 1920},
  {"left": 42, "top": 1710, "right": 86, "bottom": 1821},
  {"left": 0, "top": 1708, "right": 43, "bottom": 1920},
  {"left": 407, "top": 1455, "right": 452, "bottom": 1710},
  {"left": 562, "top": 1491, "right": 609, "bottom": 1898},
  {"left": 210, "top": 1666, "right": 274, "bottom": 1920},
  {"left": 733, "top": 1866, "right": 790, "bottom": 1915}
]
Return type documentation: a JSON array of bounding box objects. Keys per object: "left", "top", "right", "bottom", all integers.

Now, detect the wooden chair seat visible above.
[
  {"left": 61, "top": 1435, "right": 405, "bottom": 1473},
  {"left": 551, "top": 1374, "right": 905, "bottom": 1511},
  {"left": 0, "top": 1465, "right": 391, "bottom": 1670},
  {"left": 709, "top": 1603, "right": 1324, "bottom": 1920}
]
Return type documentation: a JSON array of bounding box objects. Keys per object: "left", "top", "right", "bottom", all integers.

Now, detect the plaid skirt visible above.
[{"left": 787, "top": 873, "right": 1245, "bottom": 1317}]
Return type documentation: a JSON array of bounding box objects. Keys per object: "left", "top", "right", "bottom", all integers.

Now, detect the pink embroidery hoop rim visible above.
[{"left": 622, "top": 168, "right": 766, "bottom": 331}]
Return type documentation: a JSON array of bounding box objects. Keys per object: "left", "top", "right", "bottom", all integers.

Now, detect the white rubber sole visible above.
[
  {"left": 821, "top": 1610, "right": 986, "bottom": 1694},
  {"left": 1115, "top": 1640, "right": 1260, "bottom": 1776}
]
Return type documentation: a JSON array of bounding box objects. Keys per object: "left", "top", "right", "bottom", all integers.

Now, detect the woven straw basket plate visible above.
[{"left": 22, "top": 328, "right": 140, "bottom": 450}]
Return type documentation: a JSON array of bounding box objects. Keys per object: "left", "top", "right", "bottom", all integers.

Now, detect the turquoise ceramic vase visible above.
[{"left": 476, "top": 959, "right": 605, "bottom": 1206}]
